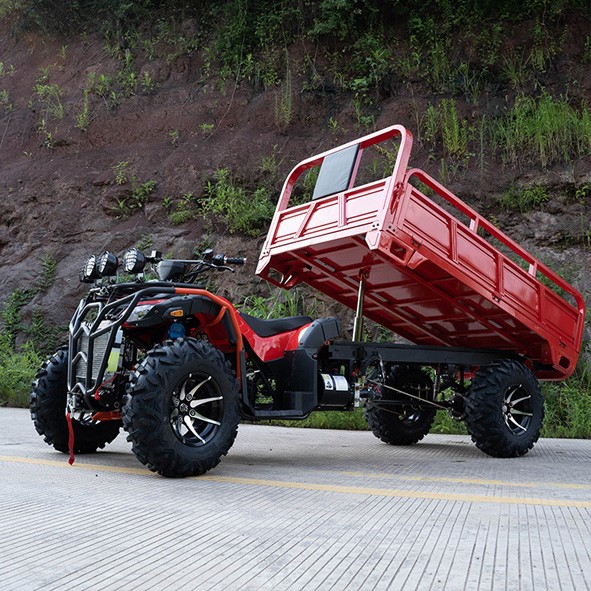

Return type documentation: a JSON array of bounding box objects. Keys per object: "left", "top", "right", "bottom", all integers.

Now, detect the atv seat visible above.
[{"left": 239, "top": 313, "right": 312, "bottom": 338}]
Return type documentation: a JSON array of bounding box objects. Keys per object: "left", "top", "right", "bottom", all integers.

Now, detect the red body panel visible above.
[
  {"left": 256, "top": 125, "right": 586, "bottom": 379},
  {"left": 123, "top": 291, "right": 310, "bottom": 365},
  {"left": 235, "top": 315, "right": 312, "bottom": 362}
]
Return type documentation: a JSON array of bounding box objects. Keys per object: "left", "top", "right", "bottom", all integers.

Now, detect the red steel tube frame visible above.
[{"left": 261, "top": 125, "right": 413, "bottom": 257}]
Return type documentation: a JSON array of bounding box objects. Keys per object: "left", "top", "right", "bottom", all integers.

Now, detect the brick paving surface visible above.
[{"left": 1, "top": 407, "right": 590, "bottom": 591}]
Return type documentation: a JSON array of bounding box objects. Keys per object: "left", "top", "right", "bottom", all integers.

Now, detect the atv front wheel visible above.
[
  {"left": 465, "top": 359, "right": 544, "bottom": 458},
  {"left": 365, "top": 366, "right": 436, "bottom": 446},
  {"left": 30, "top": 348, "right": 121, "bottom": 453},
  {"left": 122, "top": 338, "right": 240, "bottom": 477}
]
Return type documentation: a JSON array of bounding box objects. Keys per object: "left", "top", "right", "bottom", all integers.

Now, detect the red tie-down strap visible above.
[{"left": 66, "top": 412, "right": 75, "bottom": 465}]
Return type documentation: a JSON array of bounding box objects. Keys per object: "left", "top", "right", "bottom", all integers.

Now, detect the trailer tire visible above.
[
  {"left": 122, "top": 338, "right": 240, "bottom": 477},
  {"left": 365, "top": 367, "right": 436, "bottom": 446},
  {"left": 30, "top": 347, "right": 121, "bottom": 453},
  {"left": 465, "top": 360, "right": 543, "bottom": 458}
]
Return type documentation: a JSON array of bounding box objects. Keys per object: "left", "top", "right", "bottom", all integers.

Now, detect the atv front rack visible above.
[
  {"left": 68, "top": 285, "right": 176, "bottom": 409},
  {"left": 257, "top": 125, "right": 586, "bottom": 379}
]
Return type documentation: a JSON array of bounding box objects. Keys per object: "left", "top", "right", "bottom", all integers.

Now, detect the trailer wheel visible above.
[
  {"left": 465, "top": 360, "right": 543, "bottom": 458},
  {"left": 365, "top": 367, "right": 436, "bottom": 446},
  {"left": 122, "top": 338, "right": 240, "bottom": 477},
  {"left": 30, "top": 347, "right": 121, "bottom": 453}
]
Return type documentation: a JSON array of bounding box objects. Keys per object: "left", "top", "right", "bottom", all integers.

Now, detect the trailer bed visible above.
[{"left": 256, "top": 125, "right": 586, "bottom": 379}]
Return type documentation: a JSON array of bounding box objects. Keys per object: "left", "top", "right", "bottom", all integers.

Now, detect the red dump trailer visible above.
[{"left": 257, "top": 125, "right": 586, "bottom": 457}]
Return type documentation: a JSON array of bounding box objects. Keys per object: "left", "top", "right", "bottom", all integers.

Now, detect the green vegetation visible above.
[
  {"left": 168, "top": 192, "right": 197, "bottom": 225},
  {"left": 500, "top": 184, "right": 549, "bottom": 212},
  {"left": 75, "top": 88, "right": 92, "bottom": 131},
  {"left": 268, "top": 408, "right": 470, "bottom": 434},
  {"left": 35, "top": 253, "right": 57, "bottom": 293},
  {"left": 113, "top": 160, "right": 130, "bottom": 185},
  {"left": 113, "top": 179, "right": 157, "bottom": 218},
  {"left": 165, "top": 186, "right": 273, "bottom": 228},
  {"left": 265, "top": 409, "right": 368, "bottom": 431},
  {"left": 542, "top": 363, "right": 591, "bottom": 438},
  {"left": 0, "top": 333, "right": 41, "bottom": 408},
  {"left": 7, "top": 0, "right": 590, "bottom": 178},
  {"left": 4, "top": 0, "right": 586, "bottom": 103},
  {"left": 493, "top": 94, "right": 591, "bottom": 168},
  {"left": 34, "top": 82, "right": 64, "bottom": 119},
  {"left": 199, "top": 123, "right": 214, "bottom": 135},
  {"left": 200, "top": 169, "right": 275, "bottom": 236},
  {"left": 1, "top": 289, "right": 36, "bottom": 347},
  {"left": 0, "top": 89, "right": 12, "bottom": 114},
  {"left": 0, "top": 61, "right": 15, "bottom": 77},
  {"left": 0, "top": 64, "right": 14, "bottom": 118},
  {"left": 110, "top": 161, "right": 157, "bottom": 217},
  {"left": 241, "top": 287, "right": 316, "bottom": 319},
  {"left": 421, "top": 99, "right": 470, "bottom": 162},
  {"left": 273, "top": 62, "right": 292, "bottom": 130},
  {"left": 169, "top": 128, "right": 180, "bottom": 144},
  {"left": 136, "top": 232, "right": 154, "bottom": 251},
  {"left": 0, "top": 254, "right": 64, "bottom": 407},
  {"left": 418, "top": 93, "right": 591, "bottom": 174}
]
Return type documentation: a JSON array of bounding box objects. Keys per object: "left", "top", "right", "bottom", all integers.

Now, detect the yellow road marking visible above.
[
  {"left": 1, "top": 454, "right": 590, "bottom": 508},
  {"left": 0, "top": 454, "right": 155, "bottom": 476},
  {"left": 341, "top": 471, "right": 591, "bottom": 490},
  {"left": 200, "top": 475, "right": 591, "bottom": 508}
]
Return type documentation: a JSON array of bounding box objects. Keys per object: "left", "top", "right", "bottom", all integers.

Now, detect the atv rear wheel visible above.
[
  {"left": 465, "top": 360, "right": 543, "bottom": 458},
  {"left": 30, "top": 348, "right": 121, "bottom": 453},
  {"left": 122, "top": 338, "right": 240, "bottom": 477},
  {"left": 365, "top": 366, "right": 436, "bottom": 445}
]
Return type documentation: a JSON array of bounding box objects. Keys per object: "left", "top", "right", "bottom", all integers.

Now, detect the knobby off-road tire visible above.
[
  {"left": 465, "top": 359, "right": 544, "bottom": 458},
  {"left": 30, "top": 347, "right": 121, "bottom": 453},
  {"left": 365, "top": 367, "right": 437, "bottom": 446},
  {"left": 122, "top": 338, "right": 240, "bottom": 478}
]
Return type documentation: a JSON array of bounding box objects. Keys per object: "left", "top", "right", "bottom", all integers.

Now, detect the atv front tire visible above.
[
  {"left": 465, "top": 359, "right": 543, "bottom": 458},
  {"left": 365, "top": 367, "right": 436, "bottom": 446},
  {"left": 122, "top": 338, "right": 240, "bottom": 477},
  {"left": 30, "top": 348, "right": 121, "bottom": 453}
]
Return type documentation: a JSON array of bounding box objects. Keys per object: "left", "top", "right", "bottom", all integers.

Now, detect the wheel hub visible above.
[
  {"left": 502, "top": 383, "right": 533, "bottom": 435},
  {"left": 170, "top": 374, "right": 223, "bottom": 446}
]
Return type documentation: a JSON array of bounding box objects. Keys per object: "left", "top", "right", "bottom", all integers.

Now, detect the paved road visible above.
[{"left": 1, "top": 407, "right": 590, "bottom": 591}]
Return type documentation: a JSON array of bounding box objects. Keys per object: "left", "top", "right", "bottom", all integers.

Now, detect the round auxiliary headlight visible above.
[
  {"left": 97, "top": 251, "right": 118, "bottom": 277},
  {"left": 80, "top": 255, "right": 99, "bottom": 283},
  {"left": 122, "top": 248, "right": 146, "bottom": 274}
]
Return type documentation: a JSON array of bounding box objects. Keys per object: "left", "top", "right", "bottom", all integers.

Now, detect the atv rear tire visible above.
[
  {"left": 30, "top": 347, "right": 121, "bottom": 453},
  {"left": 365, "top": 367, "right": 436, "bottom": 446},
  {"left": 122, "top": 338, "right": 240, "bottom": 477},
  {"left": 465, "top": 360, "right": 543, "bottom": 458}
]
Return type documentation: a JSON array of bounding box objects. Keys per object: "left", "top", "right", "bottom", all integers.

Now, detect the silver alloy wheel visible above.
[
  {"left": 501, "top": 383, "right": 533, "bottom": 435},
  {"left": 170, "top": 373, "right": 224, "bottom": 446}
]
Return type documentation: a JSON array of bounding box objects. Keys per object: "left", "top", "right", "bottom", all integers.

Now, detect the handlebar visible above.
[
  {"left": 157, "top": 251, "right": 246, "bottom": 282},
  {"left": 223, "top": 256, "right": 247, "bottom": 265},
  {"left": 151, "top": 251, "right": 246, "bottom": 267}
]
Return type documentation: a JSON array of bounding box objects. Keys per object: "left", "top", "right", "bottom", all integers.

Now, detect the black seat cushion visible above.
[{"left": 239, "top": 313, "right": 312, "bottom": 338}]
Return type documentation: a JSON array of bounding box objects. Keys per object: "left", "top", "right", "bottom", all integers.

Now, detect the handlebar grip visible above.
[{"left": 225, "top": 256, "right": 247, "bottom": 265}]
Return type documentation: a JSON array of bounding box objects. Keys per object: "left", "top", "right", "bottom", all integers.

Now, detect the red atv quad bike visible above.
[{"left": 30, "top": 125, "right": 586, "bottom": 477}]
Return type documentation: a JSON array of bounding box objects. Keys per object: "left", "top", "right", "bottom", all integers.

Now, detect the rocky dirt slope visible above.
[{"left": 0, "top": 17, "right": 589, "bottom": 345}]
